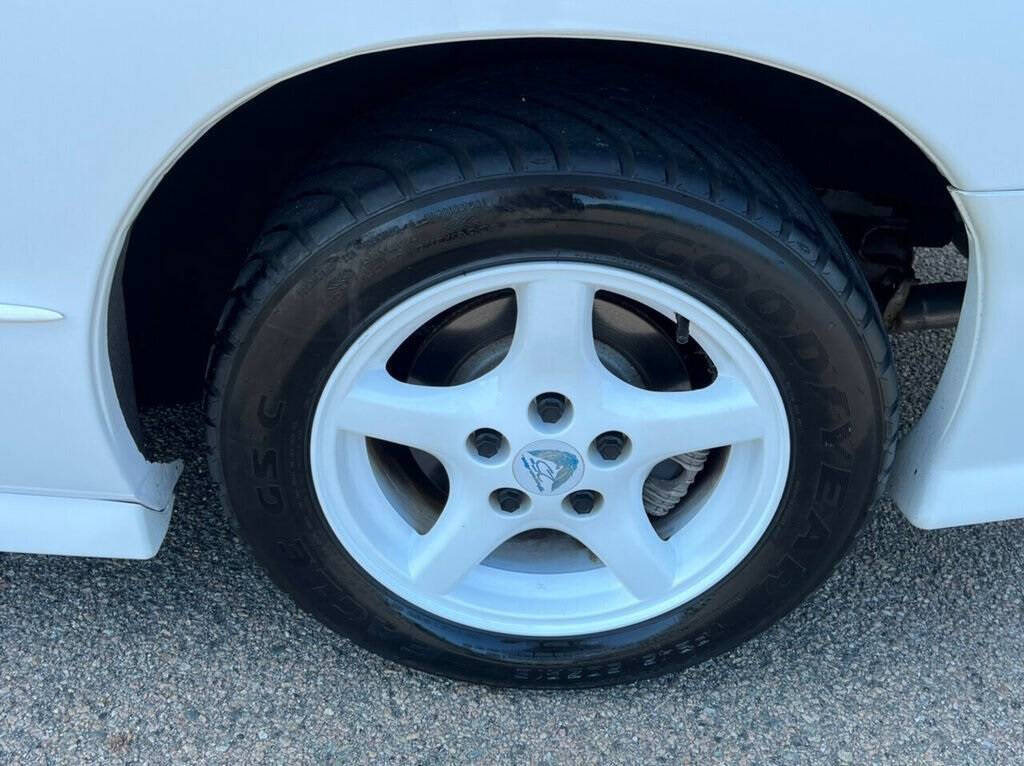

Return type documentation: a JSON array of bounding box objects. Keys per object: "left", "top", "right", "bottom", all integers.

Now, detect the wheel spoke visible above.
[
  {"left": 325, "top": 367, "right": 496, "bottom": 459},
  {"left": 606, "top": 374, "right": 767, "bottom": 463},
  {"left": 571, "top": 492, "right": 677, "bottom": 600},
  {"left": 504, "top": 276, "right": 601, "bottom": 382},
  {"left": 407, "top": 493, "right": 523, "bottom": 594}
]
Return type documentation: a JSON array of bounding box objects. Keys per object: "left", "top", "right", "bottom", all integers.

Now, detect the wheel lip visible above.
[{"left": 310, "top": 261, "right": 790, "bottom": 637}]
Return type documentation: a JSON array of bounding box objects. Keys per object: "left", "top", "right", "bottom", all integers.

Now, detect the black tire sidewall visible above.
[{"left": 215, "top": 177, "right": 884, "bottom": 687}]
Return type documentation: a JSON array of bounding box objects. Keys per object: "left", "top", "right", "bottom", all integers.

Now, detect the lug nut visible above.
[
  {"left": 536, "top": 393, "right": 567, "bottom": 424},
  {"left": 495, "top": 488, "right": 523, "bottom": 513},
  {"left": 595, "top": 431, "right": 627, "bottom": 461},
  {"left": 472, "top": 428, "right": 503, "bottom": 458},
  {"left": 569, "top": 490, "right": 597, "bottom": 515}
]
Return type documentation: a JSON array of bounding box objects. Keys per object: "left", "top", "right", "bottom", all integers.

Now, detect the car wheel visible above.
[{"left": 205, "top": 71, "right": 897, "bottom": 687}]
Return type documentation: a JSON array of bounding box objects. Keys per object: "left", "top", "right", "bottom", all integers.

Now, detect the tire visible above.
[{"left": 205, "top": 68, "right": 898, "bottom": 688}]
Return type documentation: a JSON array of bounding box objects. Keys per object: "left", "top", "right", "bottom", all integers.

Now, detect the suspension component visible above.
[{"left": 887, "top": 280, "right": 965, "bottom": 333}]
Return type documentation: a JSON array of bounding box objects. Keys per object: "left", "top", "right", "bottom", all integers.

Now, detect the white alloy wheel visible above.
[{"left": 310, "top": 262, "right": 790, "bottom": 636}]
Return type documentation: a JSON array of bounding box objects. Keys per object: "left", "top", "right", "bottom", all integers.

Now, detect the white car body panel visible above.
[
  {"left": 0, "top": 492, "right": 171, "bottom": 559},
  {"left": 1, "top": 1, "right": 1022, "bottom": 557},
  {"left": 890, "top": 190, "right": 1024, "bottom": 529}
]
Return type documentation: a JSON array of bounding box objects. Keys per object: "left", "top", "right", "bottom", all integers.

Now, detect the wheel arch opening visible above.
[{"left": 110, "top": 37, "right": 962, "bottom": 455}]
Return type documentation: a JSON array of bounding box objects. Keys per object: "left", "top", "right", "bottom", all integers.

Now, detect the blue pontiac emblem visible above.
[{"left": 513, "top": 440, "right": 584, "bottom": 495}]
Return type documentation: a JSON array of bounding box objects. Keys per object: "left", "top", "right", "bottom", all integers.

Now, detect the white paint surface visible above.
[
  {"left": 891, "top": 191, "right": 1024, "bottom": 528},
  {"left": 0, "top": 492, "right": 173, "bottom": 559}
]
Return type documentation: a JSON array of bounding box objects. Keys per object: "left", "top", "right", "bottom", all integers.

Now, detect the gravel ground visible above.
[{"left": 3, "top": 247, "right": 1023, "bottom": 765}]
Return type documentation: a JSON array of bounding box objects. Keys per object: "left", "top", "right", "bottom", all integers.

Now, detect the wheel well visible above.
[{"left": 118, "top": 38, "right": 959, "bottom": 414}]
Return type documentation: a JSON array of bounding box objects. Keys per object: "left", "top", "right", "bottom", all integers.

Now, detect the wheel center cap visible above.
[{"left": 513, "top": 440, "right": 585, "bottom": 495}]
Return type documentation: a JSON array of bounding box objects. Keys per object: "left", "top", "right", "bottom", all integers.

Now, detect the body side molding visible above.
[{"left": 0, "top": 304, "right": 63, "bottom": 322}]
